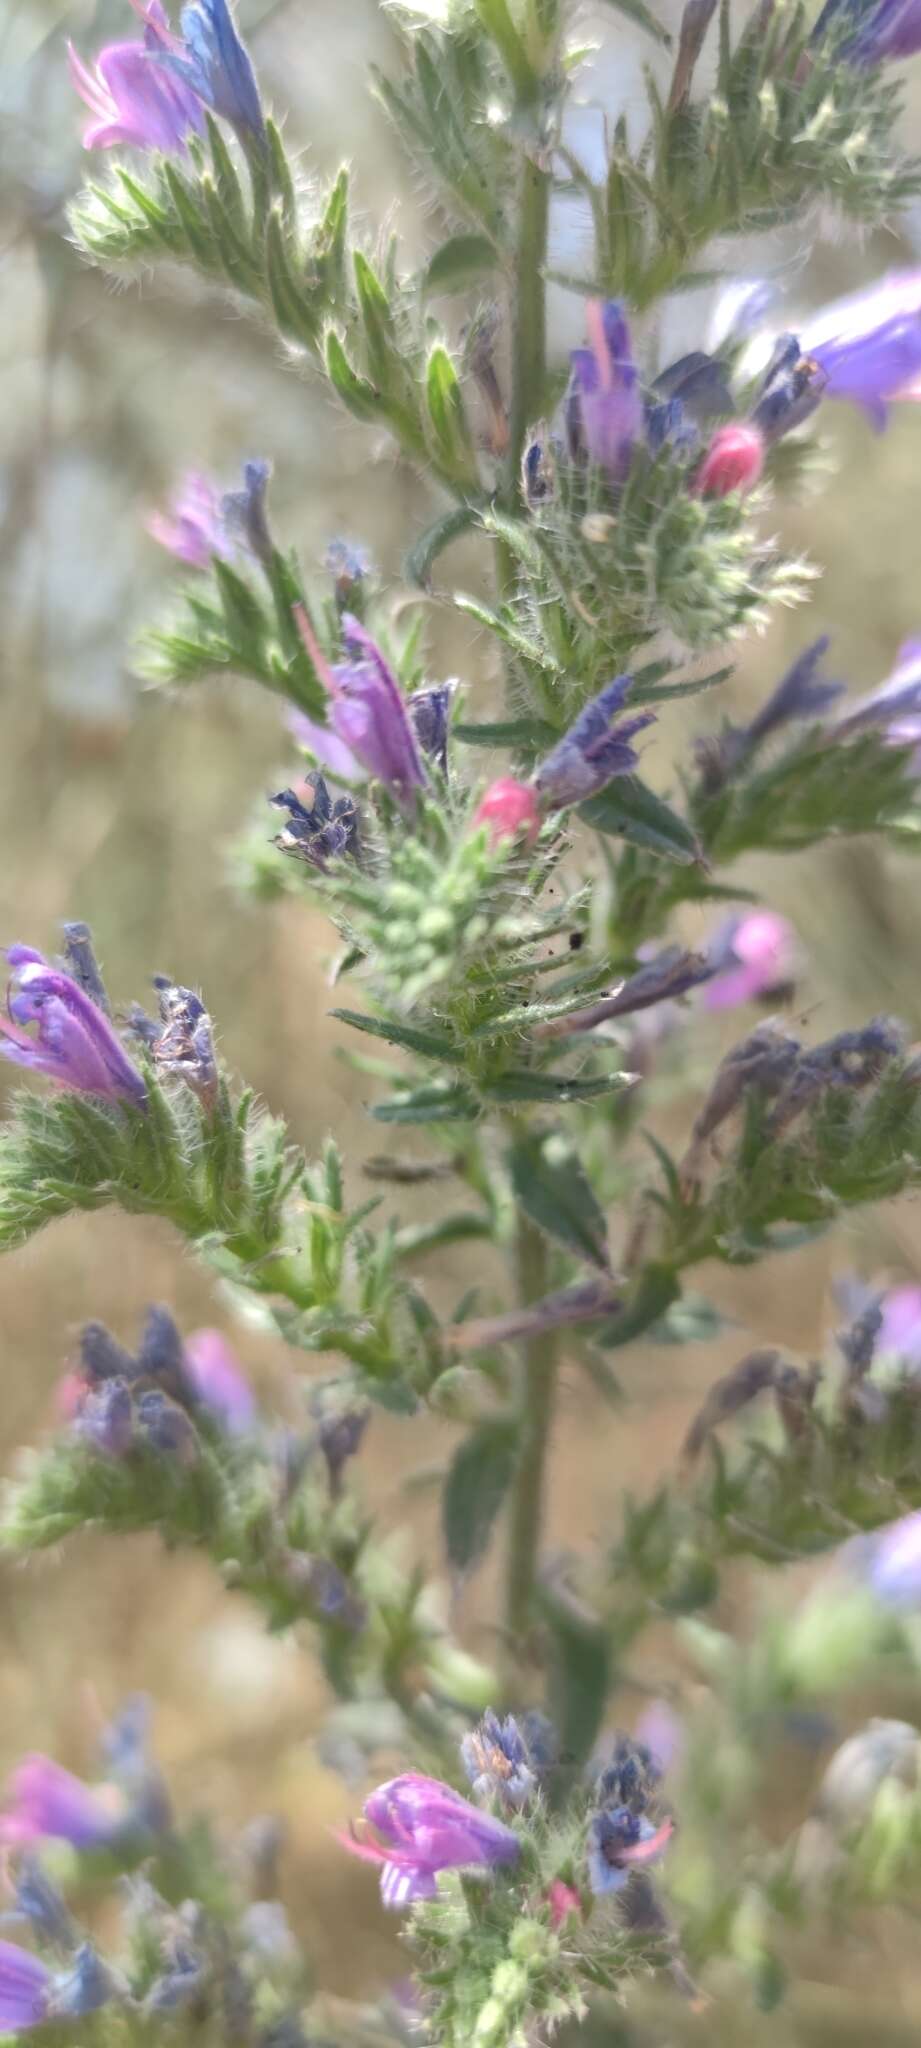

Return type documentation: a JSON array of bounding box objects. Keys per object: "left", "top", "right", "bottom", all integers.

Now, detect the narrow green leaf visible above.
[
  {"left": 424, "top": 345, "right": 479, "bottom": 487},
  {"left": 508, "top": 1130, "right": 610, "bottom": 1270},
  {"left": 442, "top": 1421, "right": 517, "bottom": 1572},
  {"left": 598, "top": 0, "right": 671, "bottom": 38},
  {"left": 485, "top": 1071, "right": 627, "bottom": 1104},
  {"left": 325, "top": 330, "right": 384, "bottom": 424},
  {"left": 580, "top": 777, "right": 701, "bottom": 863},
  {"left": 471, "top": 0, "right": 536, "bottom": 95},
  {"left": 372, "top": 1083, "right": 479, "bottom": 1124},
  {"left": 423, "top": 233, "right": 501, "bottom": 295},
  {"left": 597, "top": 1263, "right": 681, "bottom": 1347},
  {"left": 353, "top": 248, "right": 400, "bottom": 384},
  {"left": 405, "top": 505, "right": 481, "bottom": 590},
  {"left": 454, "top": 716, "right": 559, "bottom": 749},
  {"left": 331, "top": 1008, "right": 461, "bottom": 1063}
]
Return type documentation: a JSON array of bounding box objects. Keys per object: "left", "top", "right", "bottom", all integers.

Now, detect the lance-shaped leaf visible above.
[
  {"left": 581, "top": 776, "right": 701, "bottom": 863},
  {"left": 423, "top": 232, "right": 501, "bottom": 296},
  {"left": 508, "top": 1129, "right": 610, "bottom": 1270},
  {"left": 442, "top": 1419, "right": 518, "bottom": 1572},
  {"left": 325, "top": 330, "right": 386, "bottom": 425},
  {"left": 424, "top": 345, "right": 480, "bottom": 487}
]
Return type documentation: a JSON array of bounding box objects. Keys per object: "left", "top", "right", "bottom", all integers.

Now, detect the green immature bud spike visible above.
[
  {"left": 325, "top": 329, "right": 385, "bottom": 424},
  {"left": 316, "top": 167, "right": 350, "bottom": 307},
  {"left": 353, "top": 248, "right": 403, "bottom": 389},
  {"left": 472, "top": 0, "right": 537, "bottom": 99},
  {"left": 424, "top": 345, "right": 480, "bottom": 488},
  {"left": 265, "top": 207, "right": 318, "bottom": 349}
]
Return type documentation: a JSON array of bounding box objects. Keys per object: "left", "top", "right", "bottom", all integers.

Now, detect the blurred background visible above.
[{"left": 5, "top": 0, "right": 921, "bottom": 2035}]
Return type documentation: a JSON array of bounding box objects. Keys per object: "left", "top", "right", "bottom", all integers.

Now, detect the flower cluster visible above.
[
  {"left": 65, "top": 1306, "right": 255, "bottom": 1460},
  {"left": 69, "top": 0, "right": 264, "bottom": 157}
]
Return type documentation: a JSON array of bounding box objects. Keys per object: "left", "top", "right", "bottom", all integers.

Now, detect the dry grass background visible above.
[{"left": 6, "top": 0, "right": 921, "bottom": 2031}]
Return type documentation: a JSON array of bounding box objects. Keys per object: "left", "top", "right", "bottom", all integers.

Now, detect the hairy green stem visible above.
[
  {"left": 495, "top": 147, "right": 550, "bottom": 625},
  {"left": 504, "top": 1209, "right": 558, "bottom": 1642}
]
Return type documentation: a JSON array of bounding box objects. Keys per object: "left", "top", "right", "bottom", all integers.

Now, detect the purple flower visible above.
[
  {"left": 830, "top": 639, "right": 921, "bottom": 740},
  {"left": 68, "top": 1, "right": 206, "bottom": 154},
  {"left": 408, "top": 682, "right": 456, "bottom": 776},
  {"left": 288, "top": 713, "right": 364, "bottom": 784},
  {"left": 136, "top": 1389, "right": 200, "bottom": 1461},
  {"left": 0, "top": 1943, "right": 51, "bottom": 2032},
  {"left": 587, "top": 1808, "right": 672, "bottom": 1896},
  {"left": 312, "top": 1396, "right": 369, "bottom": 1495},
  {"left": 0, "top": 947, "right": 147, "bottom": 1105},
  {"left": 815, "top": 0, "right": 921, "bottom": 62},
  {"left": 148, "top": 472, "right": 231, "bottom": 568},
  {"left": 340, "top": 1773, "right": 520, "bottom": 1909},
  {"left": 460, "top": 1712, "right": 539, "bottom": 1809},
  {"left": 185, "top": 1328, "right": 256, "bottom": 1433},
  {"left": 800, "top": 273, "right": 921, "bottom": 429},
  {"left": 750, "top": 334, "right": 827, "bottom": 443},
  {"left": 221, "top": 459, "right": 273, "bottom": 565},
  {"left": 324, "top": 540, "right": 373, "bottom": 607},
  {"left": 294, "top": 606, "right": 427, "bottom": 810},
  {"left": 76, "top": 1379, "right": 135, "bottom": 1458},
  {"left": 568, "top": 301, "right": 642, "bottom": 481},
  {"left": 0, "top": 1758, "right": 125, "bottom": 1853},
  {"left": 740, "top": 637, "right": 844, "bottom": 750},
  {"left": 150, "top": 977, "right": 218, "bottom": 1109},
  {"left": 534, "top": 676, "right": 655, "bottom": 807},
  {"left": 270, "top": 780, "right": 360, "bottom": 869},
  {"left": 164, "top": 0, "right": 265, "bottom": 143},
  {"left": 865, "top": 1512, "right": 921, "bottom": 1604},
  {"left": 1, "top": 1858, "right": 75, "bottom": 1952},
  {"left": 47, "top": 1945, "right": 114, "bottom": 2020},
  {"left": 703, "top": 910, "right": 796, "bottom": 1010}
]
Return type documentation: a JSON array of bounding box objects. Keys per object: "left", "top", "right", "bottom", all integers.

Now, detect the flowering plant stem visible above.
[{"left": 504, "top": 1207, "right": 557, "bottom": 1644}]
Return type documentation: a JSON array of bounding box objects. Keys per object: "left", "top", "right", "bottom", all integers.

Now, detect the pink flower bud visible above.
[
  {"left": 693, "top": 422, "right": 764, "bottom": 499},
  {"left": 472, "top": 779, "right": 541, "bottom": 848},
  {"left": 547, "top": 1879, "right": 582, "bottom": 1927}
]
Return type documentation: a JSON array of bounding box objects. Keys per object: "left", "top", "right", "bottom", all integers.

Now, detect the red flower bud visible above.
[
  {"left": 693, "top": 422, "right": 764, "bottom": 499},
  {"left": 472, "top": 778, "right": 541, "bottom": 848}
]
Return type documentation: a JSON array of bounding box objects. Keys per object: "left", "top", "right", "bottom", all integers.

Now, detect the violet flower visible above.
[
  {"left": 2, "top": 1858, "right": 76, "bottom": 1953},
  {"left": 184, "top": 1328, "right": 256, "bottom": 1433},
  {"left": 461, "top": 1712, "right": 539, "bottom": 1810},
  {"left": 288, "top": 711, "right": 364, "bottom": 784},
  {"left": 221, "top": 458, "right": 273, "bottom": 565},
  {"left": 534, "top": 677, "right": 655, "bottom": 808},
  {"left": 568, "top": 301, "right": 642, "bottom": 481},
  {"left": 68, "top": 1, "right": 205, "bottom": 154},
  {"left": 340, "top": 1773, "right": 520, "bottom": 1909},
  {"left": 815, "top": 0, "right": 921, "bottom": 63},
  {"left": 703, "top": 910, "right": 796, "bottom": 1010},
  {"left": 830, "top": 639, "right": 921, "bottom": 740},
  {"left": 164, "top": 0, "right": 265, "bottom": 143},
  {"left": 270, "top": 780, "right": 360, "bottom": 869},
  {"left": 293, "top": 606, "right": 426, "bottom": 810},
  {"left": 150, "top": 977, "right": 219, "bottom": 1109},
  {"left": 148, "top": 472, "right": 230, "bottom": 568},
  {"left": 408, "top": 682, "right": 456, "bottom": 776},
  {"left": 800, "top": 272, "right": 921, "bottom": 429},
  {"left": 76, "top": 1379, "right": 135, "bottom": 1458},
  {"left": 324, "top": 539, "right": 373, "bottom": 608},
  {"left": 0, "top": 947, "right": 147, "bottom": 1106},
  {"left": 586, "top": 1808, "right": 673, "bottom": 1896},
  {"left": 0, "top": 1944, "right": 52, "bottom": 2033},
  {"left": 0, "top": 1758, "right": 125, "bottom": 1853},
  {"left": 750, "top": 334, "right": 827, "bottom": 443}
]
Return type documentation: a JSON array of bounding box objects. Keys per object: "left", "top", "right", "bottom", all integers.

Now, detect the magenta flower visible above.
[
  {"left": 148, "top": 472, "right": 231, "bottom": 569},
  {"left": 68, "top": 1, "right": 205, "bottom": 154},
  {"left": 703, "top": 911, "right": 796, "bottom": 1010},
  {"left": 288, "top": 710, "right": 364, "bottom": 784},
  {"left": 865, "top": 1512, "right": 921, "bottom": 1604},
  {"left": 340, "top": 1772, "right": 520, "bottom": 1909},
  {"left": 568, "top": 301, "right": 642, "bottom": 481},
  {"left": 185, "top": 1328, "right": 256, "bottom": 1433},
  {"left": 800, "top": 272, "right": 921, "bottom": 429},
  {"left": 534, "top": 676, "right": 655, "bottom": 807},
  {"left": 294, "top": 606, "right": 426, "bottom": 811},
  {"left": 0, "top": 1944, "right": 52, "bottom": 2033},
  {"left": 877, "top": 1285, "right": 921, "bottom": 1369},
  {"left": 0, "top": 1757, "right": 125, "bottom": 1853},
  {"left": 0, "top": 947, "right": 147, "bottom": 1105}
]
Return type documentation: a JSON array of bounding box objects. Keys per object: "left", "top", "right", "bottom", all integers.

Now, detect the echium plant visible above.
[{"left": 11, "top": 0, "right": 921, "bottom": 2040}]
